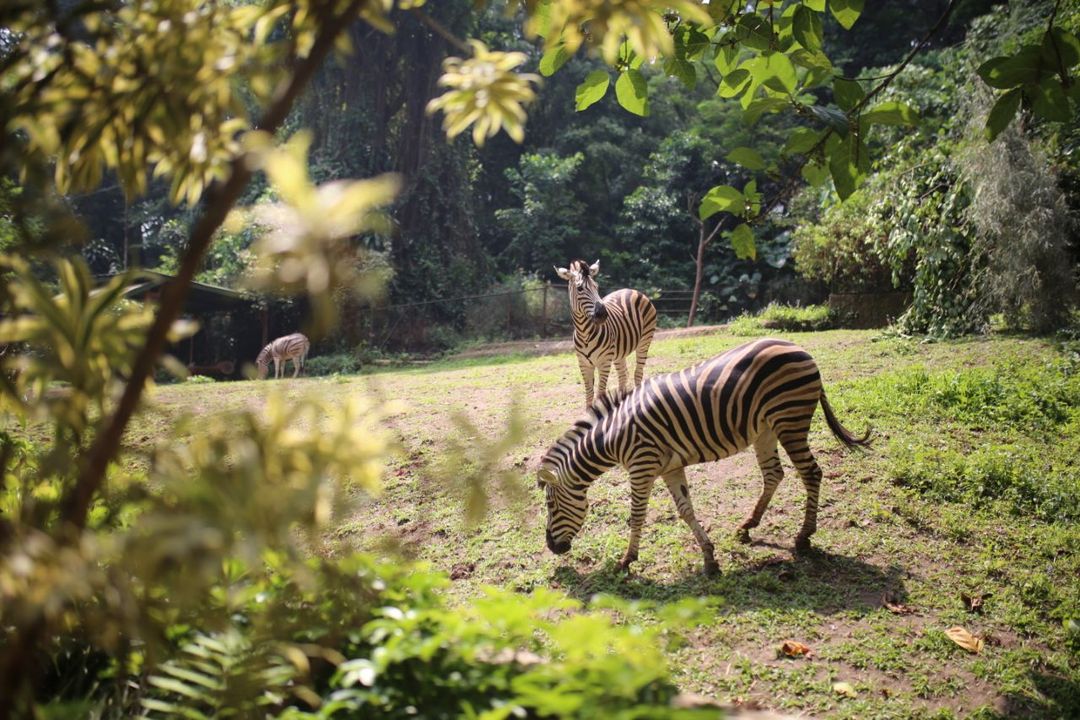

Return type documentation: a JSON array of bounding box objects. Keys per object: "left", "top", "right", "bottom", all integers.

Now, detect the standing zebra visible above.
[
  {"left": 556, "top": 259, "right": 656, "bottom": 408},
  {"left": 537, "top": 338, "right": 870, "bottom": 575},
  {"left": 256, "top": 332, "right": 310, "bottom": 379}
]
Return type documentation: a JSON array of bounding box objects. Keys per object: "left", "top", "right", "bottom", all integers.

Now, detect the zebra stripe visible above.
[
  {"left": 538, "top": 338, "right": 870, "bottom": 574},
  {"left": 555, "top": 259, "right": 657, "bottom": 408},
  {"left": 256, "top": 332, "right": 310, "bottom": 379}
]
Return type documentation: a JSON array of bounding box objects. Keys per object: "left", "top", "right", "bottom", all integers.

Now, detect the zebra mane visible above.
[{"left": 581, "top": 388, "right": 630, "bottom": 427}]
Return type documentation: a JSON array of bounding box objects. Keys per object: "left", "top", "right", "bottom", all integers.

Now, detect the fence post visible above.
[{"left": 507, "top": 292, "right": 513, "bottom": 335}]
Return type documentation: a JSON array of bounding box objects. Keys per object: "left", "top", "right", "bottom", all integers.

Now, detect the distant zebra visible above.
[
  {"left": 556, "top": 260, "right": 656, "bottom": 408},
  {"left": 256, "top": 333, "right": 310, "bottom": 379},
  {"left": 537, "top": 338, "right": 870, "bottom": 574}
]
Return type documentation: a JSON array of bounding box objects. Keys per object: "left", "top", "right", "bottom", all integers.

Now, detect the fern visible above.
[{"left": 141, "top": 629, "right": 295, "bottom": 719}]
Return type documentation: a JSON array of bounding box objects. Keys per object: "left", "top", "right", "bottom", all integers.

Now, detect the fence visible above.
[{"left": 335, "top": 284, "right": 706, "bottom": 354}]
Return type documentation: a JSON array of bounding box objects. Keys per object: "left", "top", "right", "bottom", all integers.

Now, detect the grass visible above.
[{"left": 145, "top": 329, "right": 1079, "bottom": 719}]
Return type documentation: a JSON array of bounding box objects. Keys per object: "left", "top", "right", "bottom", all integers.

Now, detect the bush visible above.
[
  {"left": 119, "top": 554, "right": 713, "bottom": 719},
  {"left": 728, "top": 303, "right": 834, "bottom": 335},
  {"left": 305, "top": 353, "right": 363, "bottom": 376}
]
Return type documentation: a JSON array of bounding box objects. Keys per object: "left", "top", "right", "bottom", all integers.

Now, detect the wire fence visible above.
[{"left": 339, "top": 284, "right": 703, "bottom": 353}]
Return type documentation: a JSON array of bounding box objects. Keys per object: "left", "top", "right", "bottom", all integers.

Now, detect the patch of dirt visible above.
[{"left": 448, "top": 324, "right": 730, "bottom": 360}]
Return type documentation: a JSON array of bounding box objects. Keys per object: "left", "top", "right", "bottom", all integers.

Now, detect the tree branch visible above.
[{"left": 64, "top": 0, "right": 363, "bottom": 531}]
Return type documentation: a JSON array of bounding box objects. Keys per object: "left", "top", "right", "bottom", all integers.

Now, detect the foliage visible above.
[
  {"left": 790, "top": 189, "right": 889, "bottom": 292},
  {"left": 727, "top": 303, "right": 833, "bottom": 335},
  {"left": 494, "top": 151, "right": 587, "bottom": 271},
  {"left": 304, "top": 352, "right": 364, "bottom": 377},
  {"left": 958, "top": 115, "right": 1076, "bottom": 333},
  {"left": 426, "top": 41, "right": 541, "bottom": 146}
]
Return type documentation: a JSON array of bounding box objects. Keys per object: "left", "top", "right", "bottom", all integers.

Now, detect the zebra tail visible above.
[{"left": 819, "top": 390, "right": 872, "bottom": 449}]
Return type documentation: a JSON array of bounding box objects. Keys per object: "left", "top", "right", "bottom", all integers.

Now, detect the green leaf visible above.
[
  {"left": 730, "top": 223, "right": 756, "bottom": 260},
  {"left": 726, "top": 147, "right": 766, "bottom": 171},
  {"left": 717, "top": 68, "right": 752, "bottom": 98},
  {"left": 664, "top": 57, "right": 697, "bottom": 90},
  {"left": 575, "top": 70, "right": 610, "bottom": 111},
  {"left": 804, "top": 0, "right": 826, "bottom": 11},
  {"left": 861, "top": 101, "right": 918, "bottom": 126},
  {"left": 1041, "top": 28, "right": 1080, "bottom": 69},
  {"left": 714, "top": 45, "right": 739, "bottom": 75},
  {"left": 977, "top": 47, "right": 1041, "bottom": 89},
  {"left": 793, "top": 6, "right": 823, "bottom": 51},
  {"left": 1032, "top": 77, "right": 1072, "bottom": 122},
  {"left": 615, "top": 69, "right": 649, "bottom": 116},
  {"left": 743, "top": 97, "right": 788, "bottom": 124},
  {"left": 802, "top": 161, "right": 830, "bottom": 187},
  {"left": 826, "top": 132, "right": 868, "bottom": 200},
  {"left": 783, "top": 127, "right": 825, "bottom": 155},
  {"left": 700, "top": 185, "right": 745, "bottom": 219},
  {"left": 539, "top": 45, "right": 571, "bottom": 77},
  {"left": 737, "top": 14, "right": 775, "bottom": 51},
  {"left": 761, "top": 52, "right": 797, "bottom": 94},
  {"left": 829, "top": 0, "right": 863, "bottom": 30},
  {"left": 832, "top": 78, "right": 864, "bottom": 111},
  {"left": 809, "top": 104, "right": 849, "bottom": 132},
  {"left": 985, "top": 88, "right": 1022, "bottom": 142}
]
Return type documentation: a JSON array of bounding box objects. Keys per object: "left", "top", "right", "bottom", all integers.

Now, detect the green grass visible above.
[{"left": 146, "top": 329, "right": 1080, "bottom": 719}]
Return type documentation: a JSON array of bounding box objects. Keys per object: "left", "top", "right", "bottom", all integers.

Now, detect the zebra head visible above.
[
  {"left": 255, "top": 345, "right": 271, "bottom": 379},
  {"left": 555, "top": 259, "right": 606, "bottom": 323},
  {"left": 537, "top": 393, "right": 621, "bottom": 555}
]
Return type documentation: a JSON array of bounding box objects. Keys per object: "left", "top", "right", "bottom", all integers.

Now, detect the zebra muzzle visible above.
[
  {"left": 591, "top": 303, "right": 608, "bottom": 322},
  {"left": 546, "top": 529, "right": 571, "bottom": 555}
]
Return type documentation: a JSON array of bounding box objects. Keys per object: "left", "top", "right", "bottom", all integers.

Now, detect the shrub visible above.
[
  {"left": 125, "top": 555, "right": 713, "bottom": 719},
  {"left": 305, "top": 353, "right": 363, "bottom": 376},
  {"left": 728, "top": 303, "right": 834, "bottom": 335}
]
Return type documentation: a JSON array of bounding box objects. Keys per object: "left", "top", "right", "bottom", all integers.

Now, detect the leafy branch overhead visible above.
[{"left": 426, "top": 0, "right": 1077, "bottom": 259}]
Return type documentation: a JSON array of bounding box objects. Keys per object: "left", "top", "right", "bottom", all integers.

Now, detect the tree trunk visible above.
[{"left": 688, "top": 223, "right": 707, "bottom": 328}]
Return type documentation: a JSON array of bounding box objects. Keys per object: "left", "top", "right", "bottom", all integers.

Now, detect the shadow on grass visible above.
[
  {"left": 997, "top": 669, "right": 1080, "bottom": 719},
  {"left": 553, "top": 544, "right": 907, "bottom": 616}
]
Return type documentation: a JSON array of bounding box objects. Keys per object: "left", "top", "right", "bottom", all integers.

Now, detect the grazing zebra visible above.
[
  {"left": 556, "top": 259, "right": 657, "bottom": 408},
  {"left": 537, "top": 338, "right": 870, "bottom": 575},
  {"left": 256, "top": 333, "right": 310, "bottom": 379}
]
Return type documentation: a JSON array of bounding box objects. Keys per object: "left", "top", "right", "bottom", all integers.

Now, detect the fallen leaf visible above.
[
  {"left": 945, "top": 626, "right": 984, "bottom": 653},
  {"left": 962, "top": 592, "right": 992, "bottom": 614},
  {"left": 882, "top": 591, "right": 914, "bottom": 615},
  {"left": 833, "top": 681, "right": 858, "bottom": 698},
  {"left": 780, "top": 640, "right": 812, "bottom": 658}
]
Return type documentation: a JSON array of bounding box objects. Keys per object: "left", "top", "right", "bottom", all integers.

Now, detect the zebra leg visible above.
[
  {"left": 292, "top": 357, "right": 300, "bottom": 378},
  {"left": 633, "top": 337, "right": 652, "bottom": 386},
  {"left": 777, "top": 429, "right": 824, "bottom": 553},
  {"left": 619, "top": 469, "right": 657, "bottom": 571},
  {"left": 737, "top": 431, "right": 784, "bottom": 544},
  {"left": 596, "top": 361, "right": 612, "bottom": 400},
  {"left": 662, "top": 468, "right": 718, "bottom": 576},
  {"left": 577, "top": 355, "right": 595, "bottom": 407},
  {"left": 273, "top": 357, "right": 282, "bottom": 379},
  {"left": 615, "top": 357, "right": 629, "bottom": 394}
]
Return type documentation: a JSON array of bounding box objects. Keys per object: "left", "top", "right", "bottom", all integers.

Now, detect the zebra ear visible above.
[
  {"left": 589, "top": 260, "right": 600, "bottom": 276},
  {"left": 555, "top": 266, "right": 571, "bottom": 281}
]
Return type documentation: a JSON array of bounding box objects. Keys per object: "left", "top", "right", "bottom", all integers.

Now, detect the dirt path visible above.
[{"left": 448, "top": 324, "right": 729, "bottom": 360}]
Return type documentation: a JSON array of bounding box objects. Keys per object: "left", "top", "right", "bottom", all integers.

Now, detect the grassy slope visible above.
[{"left": 151, "top": 330, "right": 1079, "bottom": 719}]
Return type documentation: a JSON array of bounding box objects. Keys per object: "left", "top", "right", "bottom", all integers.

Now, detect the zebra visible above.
[
  {"left": 537, "top": 338, "right": 870, "bottom": 575},
  {"left": 255, "top": 332, "right": 310, "bottom": 379},
  {"left": 556, "top": 259, "right": 657, "bottom": 409}
]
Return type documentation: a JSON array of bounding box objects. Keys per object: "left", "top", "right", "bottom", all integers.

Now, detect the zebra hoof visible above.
[
  {"left": 617, "top": 553, "right": 637, "bottom": 572},
  {"left": 794, "top": 535, "right": 813, "bottom": 553},
  {"left": 703, "top": 558, "right": 719, "bottom": 577},
  {"left": 735, "top": 527, "right": 752, "bottom": 544}
]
